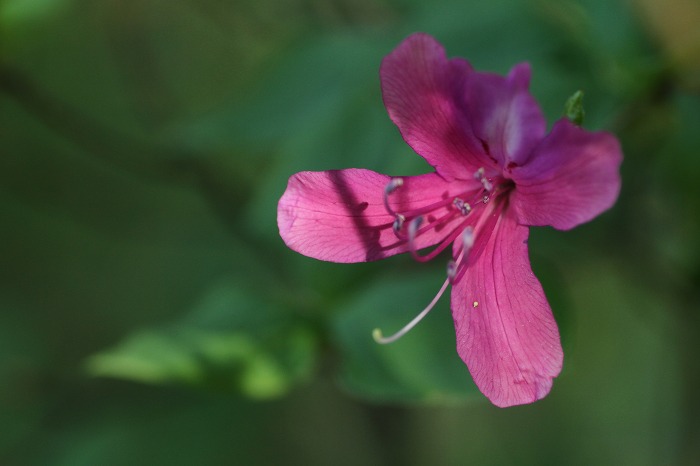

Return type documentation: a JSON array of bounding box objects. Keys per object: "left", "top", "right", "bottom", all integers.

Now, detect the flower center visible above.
[
  {"left": 373, "top": 167, "right": 511, "bottom": 344},
  {"left": 384, "top": 166, "right": 510, "bottom": 274}
]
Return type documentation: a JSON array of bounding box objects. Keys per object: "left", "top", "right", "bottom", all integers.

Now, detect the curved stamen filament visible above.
[
  {"left": 373, "top": 276, "right": 451, "bottom": 344},
  {"left": 407, "top": 215, "right": 423, "bottom": 242},
  {"left": 408, "top": 217, "right": 472, "bottom": 263},
  {"left": 450, "top": 204, "right": 502, "bottom": 285},
  {"left": 384, "top": 186, "right": 479, "bottom": 220},
  {"left": 402, "top": 195, "right": 465, "bottom": 218},
  {"left": 394, "top": 207, "right": 459, "bottom": 241},
  {"left": 447, "top": 259, "right": 458, "bottom": 282},
  {"left": 382, "top": 177, "right": 503, "bottom": 267},
  {"left": 401, "top": 188, "right": 488, "bottom": 261},
  {"left": 446, "top": 226, "right": 475, "bottom": 284},
  {"left": 383, "top": 178, "right": 404, "bottom": 217},
  {"left": 414, "top": 210, "right": 459, "bottom": 236}
]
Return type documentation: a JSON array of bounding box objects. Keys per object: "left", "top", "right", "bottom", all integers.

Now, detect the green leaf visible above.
[
  {"left": 86, "top": 281, "right": 318, "bottom": 399},
  {"left": 332, "top": 270, "right": 481, "bottom": 403}
]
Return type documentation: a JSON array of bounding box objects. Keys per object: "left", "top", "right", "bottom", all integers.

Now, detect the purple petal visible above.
[
  {"left": 380, "top": 33, "right": 490, "bottom": 178},
  {"left": 510, "top": 119, "right": 623, "bottom": 230},
  {"left": 462, "top": 63, "right": 547, "bottom": 167},
  {"left": 277, "top": 169, "right": 471, "bottom": 263},
  {"left": 451, "top": 208, "right": 563, "bottom": 408}
]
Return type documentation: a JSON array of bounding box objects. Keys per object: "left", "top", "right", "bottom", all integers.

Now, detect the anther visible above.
[
  {"left": 385, "top": 177, "right": 403, "bottom": 194},
  {"left": 482, "top": 195, "right": 490, "bottom": 204},
  {"left": 392, "top": 214, "right": 405, "bottom": 235},
  {"left": 462, "top": 226, "right": 475, "bottom": 251},
  {"left": 408, "top": 216, "right": 423, "bottom": 242},
  {"left": 453, "top": 198, "right": 471, "bottom": 216},
  {"left": 473, "top": 167, "right": 494, "bottom": 191},
  {"left": 446, "top": 260, "right": 458, "bottom": 282}
]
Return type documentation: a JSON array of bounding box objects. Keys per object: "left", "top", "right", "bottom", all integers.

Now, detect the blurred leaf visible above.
[
  {"left": 0, "top": 0, "right": 67, "bottom": 26},
  {"left": 644, "top": 93, "right": 700, "bottom": 278},
  {"left": 332, "top": 270, "right": 481, "bottom": 403},
  {"left": 176, "top": 34, "right": 387, "bottom": 152},
  {"left": 86, "top": 280, "right": 318, "bottom": 399},
  {"left": 0, "top": 298, "right": 46, "bottom": 454}
]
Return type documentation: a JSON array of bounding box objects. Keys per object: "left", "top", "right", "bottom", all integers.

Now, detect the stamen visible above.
[
  {"left": 383, "top": 177, "right": 404, "bottom": 216},
  {"left": 373, "top": 277, "right": 451, "bottom": 344},
  {"left": 407, "top": 215, "right": 470, "bottom": 263},
  {"left": 482, "top": 195, "right": 490, "bottom": 204},
  {"left": 398, "top": 195, "right": 464, "bottom": 218},
  {"left": 473, "top": 167, "right": 493, "bottom": 192},
  {"left": 407, "top": 216, "right": 423, "bottom": 243},
  {"left": 385, "top": 187, "right": 482, "bottom": 223},
  {"left": 453, "top": 198, "right": 471, "bottom": 216},
  {"left": 385, "top": 177, "right": 403, "bottom": 194},
  {"left": 392, "top": 214, "right": 405, "bottom": 235},
  {"left": 446, "top": 260, "right": 458, "bottom": 282},
  {"left": 447, "top": 225, "right": 478, "bottom": 285},
  {"left": 462, "top": 226, "right": 475, "bottom": 250}
]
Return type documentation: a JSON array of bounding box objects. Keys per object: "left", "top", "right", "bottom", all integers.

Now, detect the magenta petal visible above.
[
  {"left": 462, "top": 63, "right": 547, "bottom": 166},
  {"left": 451, "top": 208, "right": 563, "bottom": 407},
  {"left": 277, "top": 169, "right": 470, "bottom": 263},
  {"left": 511, "top": 119, "right": 623, "bottom": 230},
  {"left": 380, "top": 33, "right": 489, "bottom": 178}
]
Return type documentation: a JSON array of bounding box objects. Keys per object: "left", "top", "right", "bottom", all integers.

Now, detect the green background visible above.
[{"left": 1, "top": 0, "right": 699, "bottom": 464}]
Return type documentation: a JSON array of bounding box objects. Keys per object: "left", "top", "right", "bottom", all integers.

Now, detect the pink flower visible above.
[{"left": 277, "top": 33, "right": 622, "bottom": 407}]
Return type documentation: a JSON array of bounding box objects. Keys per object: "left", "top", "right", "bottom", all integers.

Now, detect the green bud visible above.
[{"left": 564, "top": 90, "right": 585, "bottom": 126}]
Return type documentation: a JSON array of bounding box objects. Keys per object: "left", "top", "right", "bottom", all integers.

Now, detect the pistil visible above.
[{"left": 372, "top": 276, "right": 451, "bottom": 344}]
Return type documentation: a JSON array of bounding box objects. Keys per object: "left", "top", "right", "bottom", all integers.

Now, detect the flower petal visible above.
[
  {"left": 380, "top": 33, "right": 489, "bottom": 178},
  {"left": 462, "top": 63, "right": 547, "bottom": 167},
  {"left": 277, "top": 169, "right": 471, "bottom": 263},
  {"left": 451, "top": 208, "right": 563, "bottom": 407},
  {"left": 510, "top": 119, "right": 623, "bottom": 230}
]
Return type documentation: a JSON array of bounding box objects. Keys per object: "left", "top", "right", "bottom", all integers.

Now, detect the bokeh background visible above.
[{"left": 1, "top": 0, "right": 699, "bottom": 464}]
